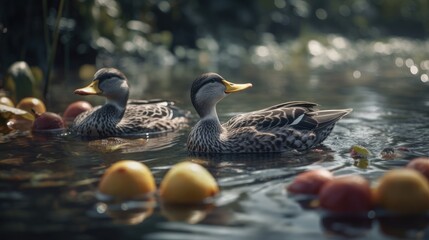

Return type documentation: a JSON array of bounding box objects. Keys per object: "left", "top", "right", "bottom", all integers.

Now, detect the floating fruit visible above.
[
  {"left": 287, "top": 169, "right": 333, "bottom": 195},
  {"left": 63, "top": 101, "right": 93, "bottom": 121},
  {"left": 406, "top": 157, "right": 429, "bottom": 181},
  {"left": 16, "top": 97, "right": 46, "bottom": 115},
  {"left": 32, "top": 112, "right": 65, "bottom": 132},
  {"left": 98, "top": 160, "right": 156, "bottom": 200},
  {"left": 1, "top": 104, "right": 35, "bottom": 132},
  {"left": 319, "top": 175, "right": 373, "bottom": 213},
  {"left": 159, "top": 162, "right": 219, "bottom": 204},
  {"left": 0, "top": 104, "right": 34, "bottom": 121},
  {"left": 374, "top": 169, "right": 429, "bottom": 214},
  {"left": 0, "top": 96, "right": 14, "bottom": 107},
  {"left": 350, "top": 145, "right": 371, "bottom": 159}
]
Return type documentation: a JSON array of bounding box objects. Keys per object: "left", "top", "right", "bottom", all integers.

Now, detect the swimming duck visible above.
[
  {"left": 187, "top": 73, "right": 352, "bottom": 153},
  {"left": 70, "top": 68, "right": 188, "bottom": 137}
]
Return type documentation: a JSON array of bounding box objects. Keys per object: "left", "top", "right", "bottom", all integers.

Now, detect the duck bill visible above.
[
  {"left": 74, "top": 80, "right": 102, "bottom": 95},
  {"left": 222, "top": 79, "right": 253, "bottom": 93}
]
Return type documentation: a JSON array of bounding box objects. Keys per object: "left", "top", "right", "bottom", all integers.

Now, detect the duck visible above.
[
  {"left": 187, "top": 72, "right": 352, "bottom": 153},
  {"left": 70, "top": 68, "right": 188, "bottom": 137}
]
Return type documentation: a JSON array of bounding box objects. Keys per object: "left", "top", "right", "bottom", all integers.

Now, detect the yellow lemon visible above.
[
  {"left": 98, "top": 160, "right": 156, "bottom": 200},
  {"left": 160, "top": 161, "right": 219, "bottom": 204}
]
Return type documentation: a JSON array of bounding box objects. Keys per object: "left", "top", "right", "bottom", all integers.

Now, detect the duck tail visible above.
[{"left": 314, "top": 108, "right": 352, "bottom": 129}]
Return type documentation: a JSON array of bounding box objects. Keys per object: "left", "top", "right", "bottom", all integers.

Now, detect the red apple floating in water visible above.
[
  {"left": 32, "top": 112, "right": 65, "bottom": 132},
  {"left": 406, "top": 157, "right": 429, "bottom": 182},
  {"left": 287, "top": 169, "right": 334, "bottom": 195},
  {"left": 63, "top": 101, "right": 92, "bottom": 121},
  {"left": 319, "top": 175, "right": 373, "bottom": 213}
]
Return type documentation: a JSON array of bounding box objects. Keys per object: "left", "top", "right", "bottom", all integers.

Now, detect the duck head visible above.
[
  {"left": 74, "top": 68, "right": 130, "bottom": 105},
  {"left": 190, "top": 73, "right": 252, "bottom": 118}
]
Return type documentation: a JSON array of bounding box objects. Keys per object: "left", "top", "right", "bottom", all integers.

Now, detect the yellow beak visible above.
[
  {"left": 222, "top": 79, "right": 253, "bottom": 93},
  {"left": 74, "top": 80, "right": 102, "bottom": 95}
]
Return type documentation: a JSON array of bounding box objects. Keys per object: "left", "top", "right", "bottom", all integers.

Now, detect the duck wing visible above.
[
  {"left": 224, "top": 101, "right": 351, "bottom": 132},
  {"left": 127, "top": 99, "right": 175, "bottom": 107},
  {"left": 128, "top": 99, "right": 190, "bottom": 118}
]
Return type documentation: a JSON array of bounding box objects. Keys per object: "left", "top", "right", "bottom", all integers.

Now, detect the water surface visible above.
[{"left": 1, "top": 38, "right": 429, "bottom": 239}]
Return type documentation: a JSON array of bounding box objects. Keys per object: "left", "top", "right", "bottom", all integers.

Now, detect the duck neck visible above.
[
  {"left": 104, "top": 94, "right": 128, "bottom": 118},
  {"left": 199, "top": 104, "right": 222, "bottom": 132}
]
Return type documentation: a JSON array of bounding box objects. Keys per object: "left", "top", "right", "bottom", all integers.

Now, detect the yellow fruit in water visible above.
[
  {"left": 98, "top": 160, "right": 156, "bottom": 200},
  {"left": 16, "top": 97, "right": 46, "bottom": 115},
  {"left": 350, "top": 145, "right": 371, "bottom": 159},
  {"left": 375, "top": 169, "right": 429, "bottom": 214},
  {"left": 0, "top": 96, "right": 14, "bottom": 107},
  {"left": 160, "top": 162, "right": 219, "bottom": 204}
]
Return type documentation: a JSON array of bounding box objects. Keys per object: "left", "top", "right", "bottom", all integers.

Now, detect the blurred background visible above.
[{"left": 1, "top": 0, "right": 429, "bottom": 104}]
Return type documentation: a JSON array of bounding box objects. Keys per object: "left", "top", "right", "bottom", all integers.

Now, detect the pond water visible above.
[{"left": 1, "top": 37, "right": 429, "bottom": 239}]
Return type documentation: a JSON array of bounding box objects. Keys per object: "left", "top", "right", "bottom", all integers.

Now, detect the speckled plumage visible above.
[
  {"left": 187, "top": 73, "right": 352, "bottom": 153},
  {"left": 70, "top": 68, "right": 188, "bottom": 138}
]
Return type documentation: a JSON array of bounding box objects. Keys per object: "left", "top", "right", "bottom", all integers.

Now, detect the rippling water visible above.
[{"left": 1, "top": 37, "right": 429, "bottom": 239}]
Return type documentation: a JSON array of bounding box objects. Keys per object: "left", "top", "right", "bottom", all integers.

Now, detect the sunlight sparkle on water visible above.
[
  {"left": 96, "top": 203, "right": 107, "bottom": 214},
  {"left": 308, "top": 40, "right": 325, "bottom": 56},
  {"left": 421, "top": 74, "right": 429, "bottom": 83},
  {"left": 353, "top": 70, "right": 361, "bottom": 79},
  {"left": 421, "top": 60, "right": 429, "bottom": 70},
  {"left": 373, "top": 42, "right": 390, "bottom": 54},
  {"left": 331, "top": 36, "right": 348, "bottom": 49},
  {"left": 256, "top": 46, "right": 270, "bottom": 57},
  {"left": 410, "top": 65, "right": 419, "bottom": 75},
  {"left": 395, "top": 57, "right": 404, "bottom": 67},
  {"left": 405, "top": 58, "right": 414, "bottom": 68},
  {"left": 315, "top": 9, "right": 327, "bottom": 20}
]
